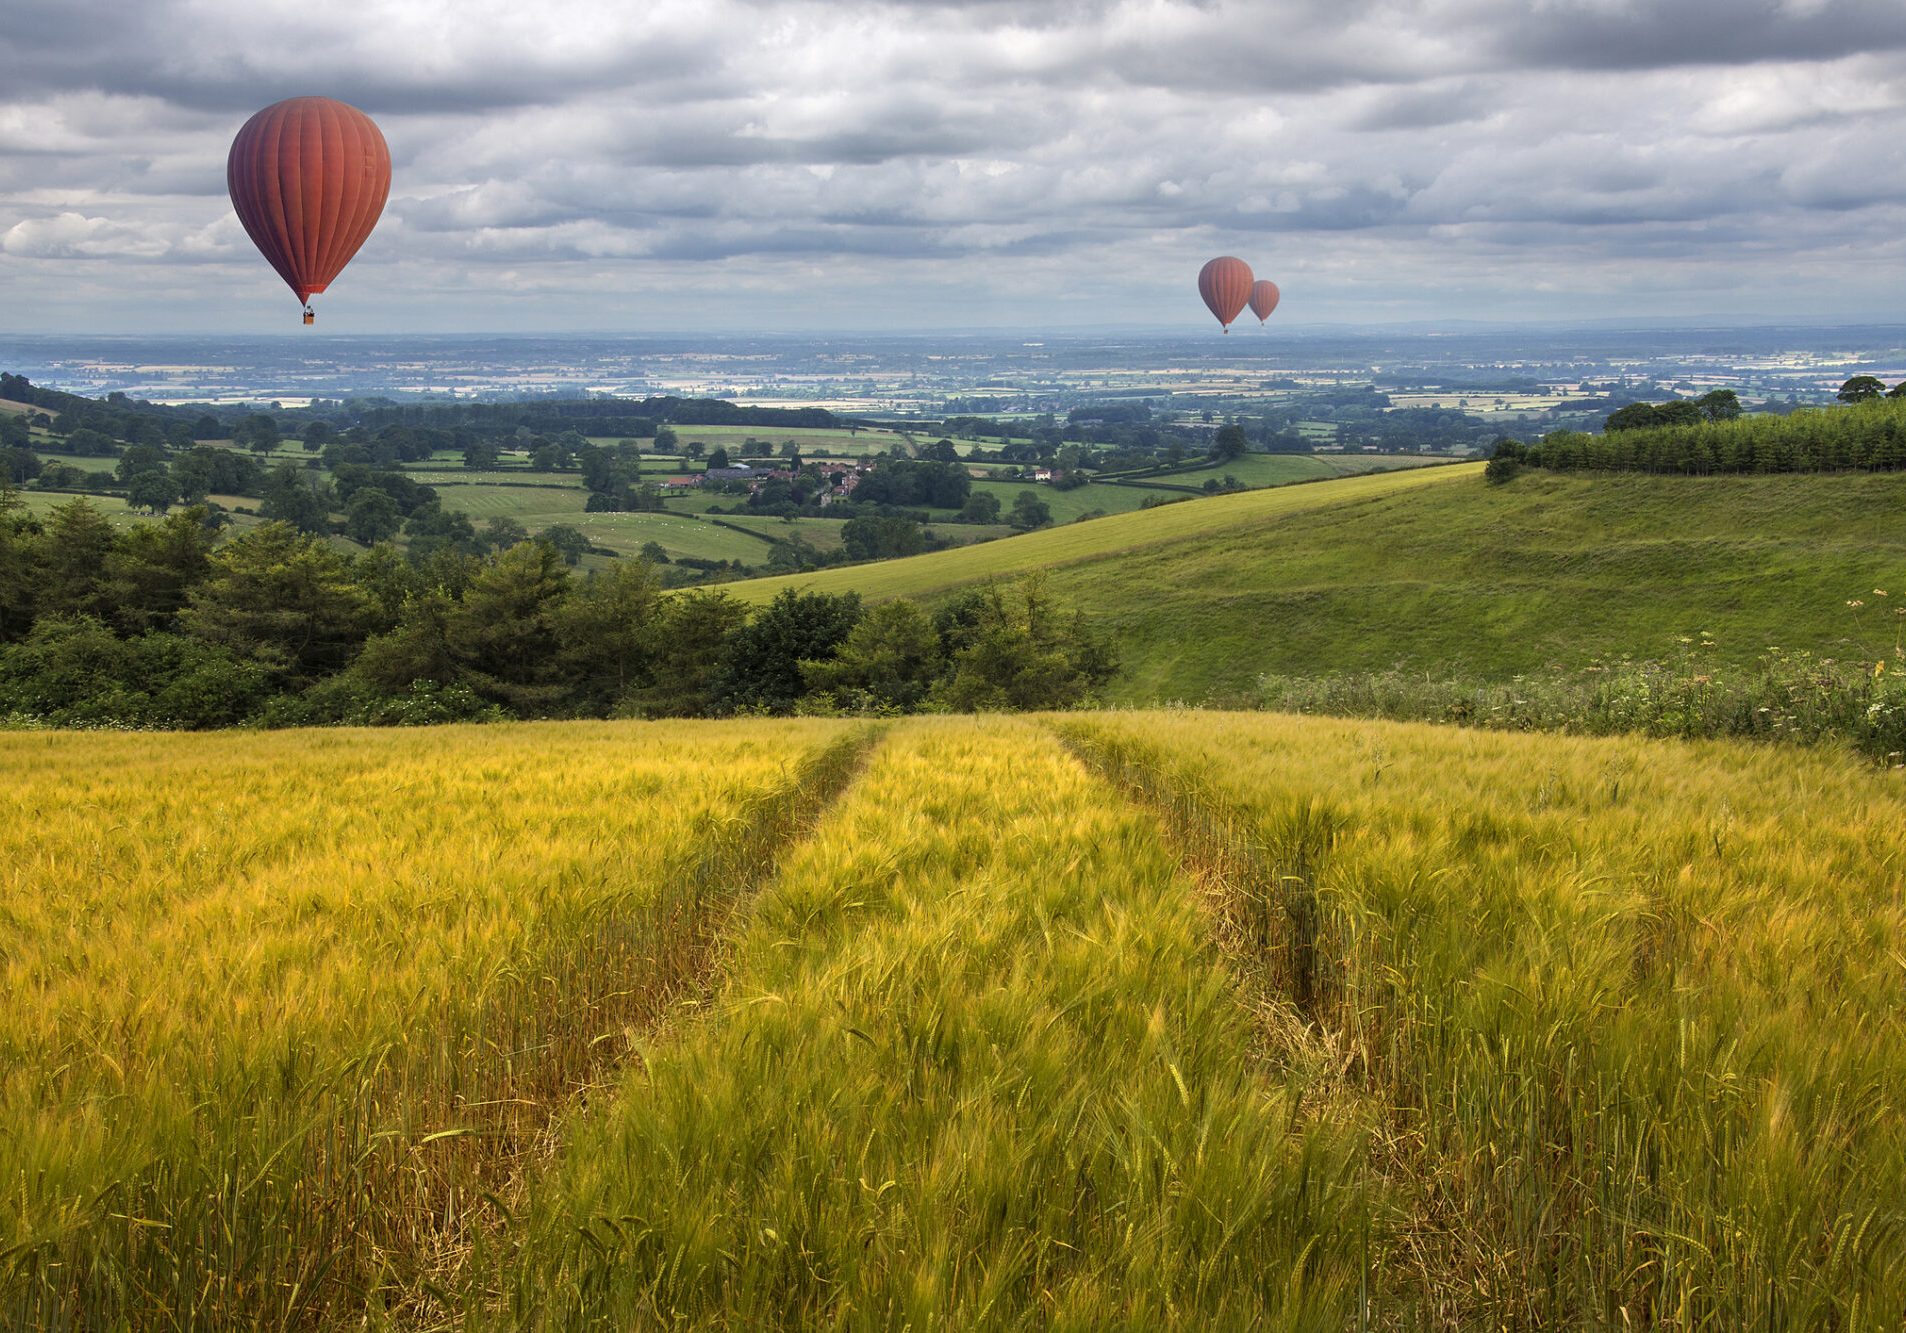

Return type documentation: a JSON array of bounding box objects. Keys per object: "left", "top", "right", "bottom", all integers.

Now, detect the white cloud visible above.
[
  {"left": 4, "top": 0, "right": 1906, "bottom": 330},
  {"left": 2, "top": 212, "right": 171, "bottom": 258}
]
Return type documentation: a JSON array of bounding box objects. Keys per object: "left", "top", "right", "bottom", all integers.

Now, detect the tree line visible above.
[
  {"left": 1487, "top": 392, "right": 1906, "bottom": 480},
  {"left": 0, "top": 492, "right": 1116, "bottom": 729}
]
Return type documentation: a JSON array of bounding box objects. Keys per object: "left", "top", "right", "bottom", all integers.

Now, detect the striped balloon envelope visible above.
[
  {"left": 227, "top": 97, "right": 391, "bottom": 322},
  {"left": 1197, "top": 257, "right": 1253, "bottom": 332},
  {"left": 1250, "top": 279, "right": 1281, "bottom": 324}
]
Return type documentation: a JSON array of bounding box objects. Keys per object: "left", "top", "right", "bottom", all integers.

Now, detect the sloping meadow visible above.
[{"left": 4, "top": 711, "right": 1902, "bottom": 1328}]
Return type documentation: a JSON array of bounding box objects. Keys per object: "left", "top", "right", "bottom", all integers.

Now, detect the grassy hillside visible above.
[
  {"left": 731, "top": 468, "right": 1906, "bottom": 703},
  {"left": 964, "top": 451, "right": 1444, "bottom": 523},
  {"left": 7, "top": 714, "right": 1901, "bottom": 1326},
  {"left": 730, "top": 462, "right": 1476, "bottom": 603}
]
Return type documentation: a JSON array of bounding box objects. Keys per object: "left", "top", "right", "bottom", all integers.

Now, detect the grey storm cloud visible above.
[
  {"left": 4, "top": 0, "right": 1906, "bottom": 331},
  {"left": 1492, "top": 0, "right": 1906, "bottom": 71}
]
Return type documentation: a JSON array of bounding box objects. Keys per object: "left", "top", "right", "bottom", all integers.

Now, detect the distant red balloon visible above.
[
  {"left": 228, "top": 97, "right": 391, "bottom": 321},
  {"left": 1198, "top": 256, "right": 1253, "bottom": 332},
  {"left": 1250, "top": 279, "right": 1281, "bottom": 324}
]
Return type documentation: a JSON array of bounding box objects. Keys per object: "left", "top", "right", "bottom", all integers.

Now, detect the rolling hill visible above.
[{"left": 728, "top": 466, "right": 1906, "bottom": 703}]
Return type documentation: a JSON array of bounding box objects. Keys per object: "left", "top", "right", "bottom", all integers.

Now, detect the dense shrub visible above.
[
  {"left": 1524, "top": 398, "right": 1906, "bottom": 475},
  {"left": 0, "top": 499, "right": 1119, "bottom": 728},
  {"left": 1258, "top": 649, "right": 1906, "bottom": 765},
  {"left": 0, "top": 617, "right": 272, "bottom": 728}
]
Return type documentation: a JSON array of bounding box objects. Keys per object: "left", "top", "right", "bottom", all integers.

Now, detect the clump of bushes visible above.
[
  {"left": 0, "top": 493, "right": 1118, "bottom": 730},
  {"left": 1259, "top": 648, "right": 1906, "bottom": 765},
  {"left": 1491, "top": 395, "right": 1906, "bottom": 477}
]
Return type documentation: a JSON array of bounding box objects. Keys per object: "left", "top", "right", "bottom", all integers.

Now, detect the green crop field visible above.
[
  {"left": 699, "top": 513, "right": 851, "bottom": 551},
  {"left": 966, "top": 451, "right": 1449, "bottom": 524},
  {"left": 965, "top": 476, "right": 1186, "bottom": 522},
  {"left": 413, "top": 481, "right": 593, "bottom": 521},
  {"left": 389, "top": 483, "right": 768, "bottom": 562},
  {"left": 25, "top": 452, "right": 120, "bottom": 476},
  {"left": 567, "top": 511, "right": 774, "bottom": 562},
  {"left": 730, "top": 467, "right": 1906, "bottom": 704},
  {"left": 730, "top": 463, "right": 1476, "bottom": 604},
  {"left": 13, "top": 491, "right": 143, "bottom": 523},
  {"left": 643, "top": 423, "right": 919, "bottom": 457},
  {"left": 6, "top": 713, "right": 1901, "bottom": 1327},
  {"left": 1110, "top": 451, "right": 1440, "bottom": 492}
]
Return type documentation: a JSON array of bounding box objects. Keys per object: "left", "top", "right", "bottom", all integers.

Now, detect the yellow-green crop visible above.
[
  {"left": 6, "top": 709, "right": 1902, "bottom": 1329},
  {"left": 1, "top": 719, "right": 863, "bottom": 1327},
  {"left": 1060, "top": 711, "right": 1906, "bottom": 1327},
  {"left": 501, "top": 716, "right": 1369, "bottom": 1327}
]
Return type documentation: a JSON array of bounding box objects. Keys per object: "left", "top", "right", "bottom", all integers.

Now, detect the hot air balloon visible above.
[
  {"left": 1197, "top": 257, "right": 1253, "bottom": 333},
  {"left": 1250, "top": 279, "right": 1280, "bottom": 325},
  {"left": 227, "top": 97, "right": 390, "bottom": 325}
]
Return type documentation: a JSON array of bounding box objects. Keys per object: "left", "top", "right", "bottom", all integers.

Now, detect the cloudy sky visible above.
[{"left": 4, "top": 0, "right": 1906, "bottom": 333}]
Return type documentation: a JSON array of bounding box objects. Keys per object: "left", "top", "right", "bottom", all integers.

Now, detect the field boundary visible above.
[
  {"left": 701, "top": 514, "right": 783, "bottom": 546},
  {"left": 3, "top": 726, "right": 887, "bottom": 1331},
  {"left": 1050, "top": 720, "right": 1341, "bottom": 1026},
  {"left": 430, "top": 724, "right": 889, "bottom": 1318}
]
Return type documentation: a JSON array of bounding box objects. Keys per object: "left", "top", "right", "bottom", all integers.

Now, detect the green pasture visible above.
[{"left": 723, "top": 466, "right": 1906, "bottom": 704}]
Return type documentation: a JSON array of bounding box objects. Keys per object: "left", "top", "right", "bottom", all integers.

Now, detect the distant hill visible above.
[{"left": 728, "top": 467, "right": 1906, "bottom": 703}]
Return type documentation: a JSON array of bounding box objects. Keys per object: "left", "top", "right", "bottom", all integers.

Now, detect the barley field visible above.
[
  {"left": 4, "top": 711, "right": 1902, "bottom": 1328},
  {"left": 1058, "top": 712, "right": 1906, "bottom": 1327},
  {"left": 1, "top": 720, "right": 866, "bottom": 1327}
]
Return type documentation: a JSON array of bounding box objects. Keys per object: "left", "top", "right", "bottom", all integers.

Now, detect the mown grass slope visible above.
[
  {"left": 729, "top": 461, "right": 1476, "bottom": 604},
  {"left": 732, "top": 469, "right": 1906, "bottom": 703}
]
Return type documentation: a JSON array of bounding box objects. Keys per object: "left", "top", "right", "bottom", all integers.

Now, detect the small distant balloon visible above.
[
  {"left": 1250, "top": 279, "right": 1281, "bottom": 325},
  {"left": 1197, "top": 257, "right": 1253, "bottom": 333},
  {"left": 228, "top": 97, "right": 391, "bottom": 324}
]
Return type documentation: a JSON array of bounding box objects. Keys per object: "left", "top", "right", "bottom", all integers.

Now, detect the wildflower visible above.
[
  {"left": 1875, "top": 589, "right": 1889, "bottom": 597},
  {"left": 1847, "top": 599, "right": 1865, "bottom": 608}
]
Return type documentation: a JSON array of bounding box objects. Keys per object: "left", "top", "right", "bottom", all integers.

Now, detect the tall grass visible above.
[
  {"left": 0, "top": 719, "right": 868, "bottom": 1328},
  {"left": 12, "top": 712, "right": 1903, "bottom": 1328},
  {"left": 498, "top": 717, "right": 1369, "bottom": 1327},
  {"left": 1061, "top": 711, "right": 1906, "bottom": 1327},
  {"left": 1258, "top": 646, "right": 1906, "bottom": 766}
]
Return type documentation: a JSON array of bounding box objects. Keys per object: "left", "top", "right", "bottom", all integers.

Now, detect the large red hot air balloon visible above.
[
  {"left": 1250, "top": 279, "right": 1280, "bottom": 325},
  {"left": 228, "top": 97, "right": 390, "bottom": 324},
  {"left": 1197, "top": 256, "right": 1253, "bottom": 333}
]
